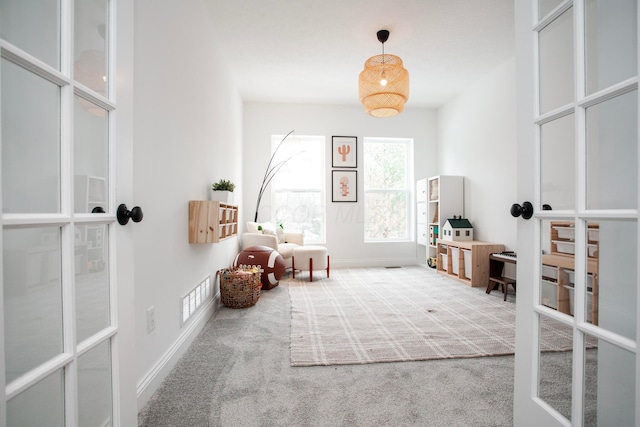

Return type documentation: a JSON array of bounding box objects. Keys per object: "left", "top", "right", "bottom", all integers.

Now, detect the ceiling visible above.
[{"left": 204, "top": 0, "right": 515, "bottom": 109}]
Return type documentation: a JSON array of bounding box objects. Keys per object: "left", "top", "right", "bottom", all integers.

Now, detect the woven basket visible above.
[{"left": 220, "top": 266, "right": 261, "bottom": 309}]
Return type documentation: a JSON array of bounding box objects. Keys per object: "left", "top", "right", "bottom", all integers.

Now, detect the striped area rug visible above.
[{"left": 287, "top": 266, "right": 573, "bottom": 366}]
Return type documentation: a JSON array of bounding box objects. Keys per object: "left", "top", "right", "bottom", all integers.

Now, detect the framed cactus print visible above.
[{"left": 332, "top": 136, "right": 357, "bottom": 168}]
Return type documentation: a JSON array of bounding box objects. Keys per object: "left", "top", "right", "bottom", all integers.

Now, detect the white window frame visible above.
[
  {"left": 269, "top": 134, "right": 326, "bottom": 244},
  {"left": 363, "top": 137, "right": 414, "bottom": 243}
]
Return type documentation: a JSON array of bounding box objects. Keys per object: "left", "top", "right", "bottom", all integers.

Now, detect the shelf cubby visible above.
[{"left": 188, "top": 200, "right": 238, "bottom": 243}]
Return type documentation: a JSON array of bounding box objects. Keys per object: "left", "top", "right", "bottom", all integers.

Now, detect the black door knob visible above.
[
  {"left": 510, "top": 201, "right": 533, "bottom": 220},
  {"left": 117, "top": 204, "right": 144, "bottom": 225}
]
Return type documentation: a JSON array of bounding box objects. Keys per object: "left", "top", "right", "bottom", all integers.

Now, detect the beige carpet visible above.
[{"left": 288, "top": 266, "right": 574, "bottom": 367}]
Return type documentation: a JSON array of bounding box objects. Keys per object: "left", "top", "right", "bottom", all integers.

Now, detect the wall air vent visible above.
[{"left": 181, "top": 276, "right": 212, "bottom": 325}]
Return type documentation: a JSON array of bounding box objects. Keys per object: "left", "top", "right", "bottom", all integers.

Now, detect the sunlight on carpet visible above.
[{"left": 286, "top": 266, "right": 574, "bottom": 367}]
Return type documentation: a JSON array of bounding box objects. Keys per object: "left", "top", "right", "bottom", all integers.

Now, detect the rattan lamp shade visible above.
[{"left": 358, "top": 53, "right": 409, "bottom": 118}]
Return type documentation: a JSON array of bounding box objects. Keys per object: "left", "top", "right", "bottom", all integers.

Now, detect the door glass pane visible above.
[
  {"left": 541, "top": 220, "right": 602, "bottom": 321},
  {"left": 539, "top": 7, "right": 574, "bottom": 114},
  {"left": 538, "top": 315, "right": 573, "bottom": 422},
  {"left": 586, "top": 90, "right": 638, "bottom": 210},
  {"left": 3, "top": 227, "right": 63, "bottom": 383},
  {"left": 585, "top": 0, "right": 637, "bottom": 95},
  {"left": 583, "top": 340, "right": 598, "bottom": 426},
  {"left": 583, "top": 335, "right": 635, "bottom": 426},
  {"left": 74, "top": 95, "right": 108, "bottom": 214},
  {"left": 78, "top": 341, "right": 112, "bottom": 427},
  {"left": 539, "top": 0, "right": 564, "bottom": 19},
  {"left": 589, "top": 220, "right": 637, "bottom": 339},
  {"left": 7, "top": 369, "right": 64, "bottom": 427},
  {"left": 541, "top": 114, "right": 575, "bottom": 211},
  {"left": 2, "top": 59, "right": 61, "bottom": 214},
  {"left": 541, "top": 219, "right": 555, "bottom": 300},
  {"left": 560, "top": 221, "right": 601, "bottom": 325},
  {"left": 541, "top": 220, "right": 575, "bottom": 315},
  {"left": 74, "top": 0, "right": 108, "bottom": 95},
  {"left": 0, "top": 0, "right": 60, "bottom": 69},
  {"left": 76, "top": 224, "right": 110, "bottom": 342}
]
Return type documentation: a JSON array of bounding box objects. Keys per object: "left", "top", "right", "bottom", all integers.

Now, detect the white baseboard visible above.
[
  {"left": 330, "top": 258, "right": 420, "bottom": 269},
  {"left": 136, "top": 292, "right": 221, "bottom": 409}
]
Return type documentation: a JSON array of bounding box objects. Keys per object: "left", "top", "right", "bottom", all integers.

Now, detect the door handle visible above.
[
  {"left": 510, "top": 201, "right": 533, "bottom": 220},
  {"left": 117, "top": 204, "right": 144, "bottom": 225}
]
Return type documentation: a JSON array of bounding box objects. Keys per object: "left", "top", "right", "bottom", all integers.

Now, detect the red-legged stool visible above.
[{"left": 291, "top": 245, "right": 330, "bottom": 282}]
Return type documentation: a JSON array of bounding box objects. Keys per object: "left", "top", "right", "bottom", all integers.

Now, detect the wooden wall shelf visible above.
[{"left": 188, "top": 200, "right": 238, "bottom": 243}]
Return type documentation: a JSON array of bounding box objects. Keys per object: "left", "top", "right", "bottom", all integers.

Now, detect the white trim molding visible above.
[{"left": 136, "top": 293, "right": 220, "bottom": 409}]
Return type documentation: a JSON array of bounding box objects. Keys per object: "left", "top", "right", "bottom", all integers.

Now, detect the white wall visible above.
[
  {"left": 438, "top": 58, "right": 517, "bottom": 251},
  {"left": 243, "top": 103, "right": 438, "bottom": 267},
  {"left": 133, "top": 0, "right": 243, "bottom": 408}
]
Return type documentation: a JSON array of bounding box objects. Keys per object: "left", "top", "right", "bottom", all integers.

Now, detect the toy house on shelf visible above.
[{"left": 442, "top": 216, "right": 474, "bottom": 242}]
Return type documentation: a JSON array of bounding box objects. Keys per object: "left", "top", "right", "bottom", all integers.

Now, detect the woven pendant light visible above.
[{"left": 358, "top": 30, "right": 409, "bottom": 118}]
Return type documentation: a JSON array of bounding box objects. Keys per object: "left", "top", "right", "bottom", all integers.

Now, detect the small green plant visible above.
[{"left": 211, "top": 179, "right": 235, "bottom": 192}]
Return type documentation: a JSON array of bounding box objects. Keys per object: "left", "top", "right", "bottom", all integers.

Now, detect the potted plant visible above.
[{"left": 211, "top": 179, "right": 236, "bottom": 203}]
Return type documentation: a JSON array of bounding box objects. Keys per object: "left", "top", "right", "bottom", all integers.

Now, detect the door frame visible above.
[
  {"left": 514, "top": 1, "right": 640, "bottom": 426},
  {"left": 0, "top": 1, "right": 136, "bottom": 425},
  {"left": 112, "top": 0, "right": 136, "bottom": 424},
  {"left": 513, "top": 1, "right": 552, "bottom": 424}
]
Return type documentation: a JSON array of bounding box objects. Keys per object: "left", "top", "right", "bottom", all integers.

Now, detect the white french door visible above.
[
  {"left": 514, "top": 1, "right": 639, "bottom": 426},
  {"left": 0, "top": 1, "right": 135, "bottom": 426}
]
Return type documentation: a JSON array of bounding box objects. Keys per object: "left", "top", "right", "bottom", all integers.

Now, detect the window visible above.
[
  {"left": 270, "top": 135, "right": 326, "bottom": 243},
  {"left": 363, "top": 138, "right": 414, "bottom": 241}
]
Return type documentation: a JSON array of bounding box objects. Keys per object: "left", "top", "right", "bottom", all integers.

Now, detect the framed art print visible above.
[
  {"left": 332, "top": 170, "right": 357, "bottom": 202},
  {"left": 332, "top": 136, "right": 357, "bottom": 168}
]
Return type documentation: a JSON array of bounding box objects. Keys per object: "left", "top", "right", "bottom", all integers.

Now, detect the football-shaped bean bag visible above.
[{"left": 233, "top": 245, "right": 285, "bottom": 289}]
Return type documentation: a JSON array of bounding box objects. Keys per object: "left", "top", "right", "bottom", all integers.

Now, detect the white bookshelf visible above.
[
  {"left": 416, "top": 178, "right": 427, "bottom": 246},
  {"left": 426, "top": 175, "right": 464, "bottom": 265}
]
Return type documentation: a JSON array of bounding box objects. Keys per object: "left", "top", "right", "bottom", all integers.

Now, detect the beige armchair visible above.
[{"left": 242, "top": 222, "right": 304, "bottom": 269}]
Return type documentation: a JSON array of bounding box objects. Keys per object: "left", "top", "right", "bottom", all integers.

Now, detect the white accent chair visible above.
[{"left": 242, "top": 222, "right": 304, "bottom": 270}]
